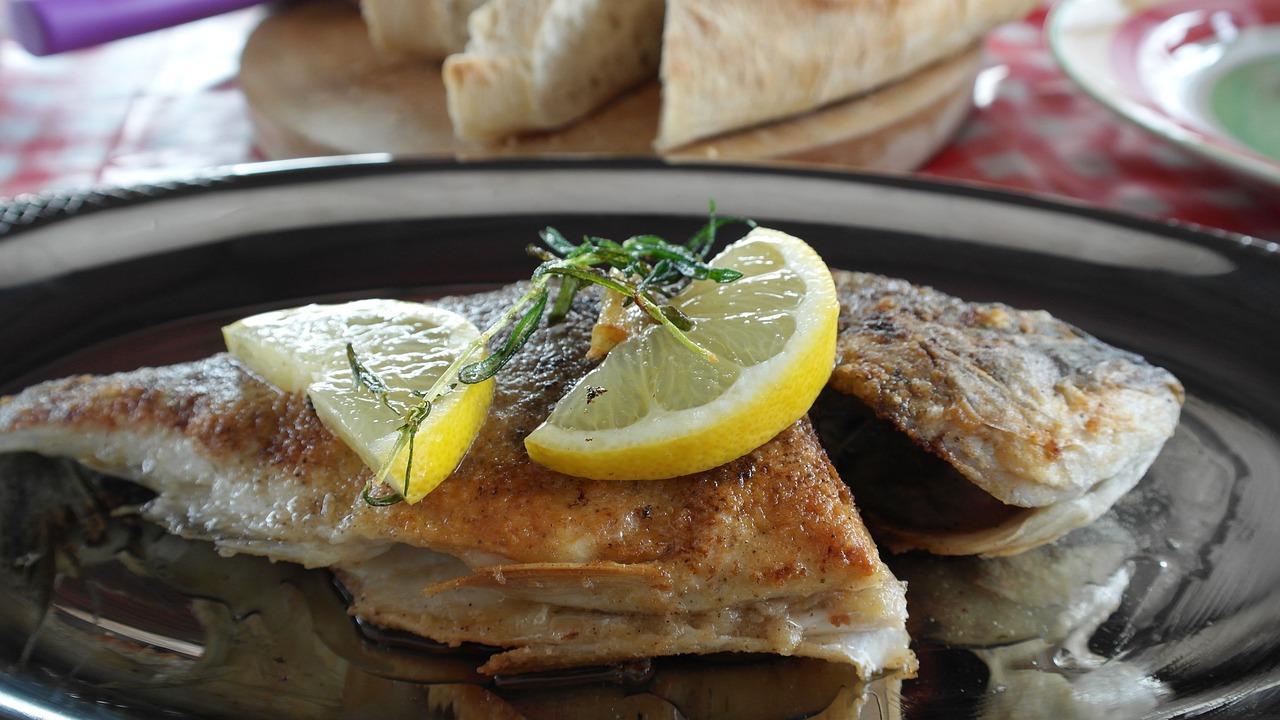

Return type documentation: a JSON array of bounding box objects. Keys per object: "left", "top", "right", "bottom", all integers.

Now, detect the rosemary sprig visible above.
[{"left": 358, "top": 206, "right": 755, "bottom": 505}]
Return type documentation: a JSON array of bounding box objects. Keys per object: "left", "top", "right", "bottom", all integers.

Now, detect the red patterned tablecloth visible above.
[
  {"left": 924, "top": 5, "right": 1279, "bottom": 243},
  {"left": 1, "top": 3, "right": 1277, "bottom": 241}
]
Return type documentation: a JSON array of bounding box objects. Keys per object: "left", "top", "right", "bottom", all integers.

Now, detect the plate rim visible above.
[{"left": 1, "top": 155, "right": 1275, "bottom": 247}]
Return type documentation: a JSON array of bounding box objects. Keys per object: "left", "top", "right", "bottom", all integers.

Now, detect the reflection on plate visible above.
[
  {"left": 2, "top": 159, "right": 1280, "bottom": 719},
  {"left": 1049, "top": 0, "right": 1280, "bottom": 186}
]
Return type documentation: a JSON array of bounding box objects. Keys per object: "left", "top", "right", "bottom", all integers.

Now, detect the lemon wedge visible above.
[
  {"left": 524, "top": 227, "right": 838, "bottom": 480},
  {"left": 222, "top": 299, "right": 493, "bottom": 503}
]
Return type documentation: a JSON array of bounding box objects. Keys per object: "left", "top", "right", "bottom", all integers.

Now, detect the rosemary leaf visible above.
[
  {"left": 548, "top": 275, "right": 581, "bottom": 324},
  {"left": 539, "top": 227, "right": 577, "bottom": 256},
  {"left": 458, "top": 287, "right": 549, "bottom": 384},
  {"left": 362, "top": 483, "right": 405, "bottom": 506},
  {"left": 348, "top": 343, "right": 387, "bottom": 394},
  {"left": 659, "top": 305, "right": 694, "bottom": 332}
]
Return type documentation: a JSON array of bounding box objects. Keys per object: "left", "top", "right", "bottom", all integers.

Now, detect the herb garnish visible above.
[{"left": 359, "top": 205, "right": 755, "bottom": 506}]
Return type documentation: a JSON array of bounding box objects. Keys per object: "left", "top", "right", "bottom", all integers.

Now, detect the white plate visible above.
[{"left": 1049, "top": 0, "right": 1280, "bottom": 187}]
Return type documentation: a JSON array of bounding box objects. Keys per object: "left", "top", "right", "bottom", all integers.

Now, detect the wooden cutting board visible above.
[{"left": 240, "top": 0, "right": 983, "bottom": 171}]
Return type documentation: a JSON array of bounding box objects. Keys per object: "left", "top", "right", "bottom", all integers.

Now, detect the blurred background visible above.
[{"left": 1, "top": 0, "right": 1277, "bottom": 240}]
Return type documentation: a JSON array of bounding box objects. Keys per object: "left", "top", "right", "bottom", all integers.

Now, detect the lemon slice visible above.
[
  {"left": 524, "top": 227, "right": 838, "bottom": 480},
  {"left": 222, "top": 299, "right": 493, "bottom": 502}
]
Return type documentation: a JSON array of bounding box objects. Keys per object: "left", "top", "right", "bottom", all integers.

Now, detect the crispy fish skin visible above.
[
  {"left": 0, "top": 283, "right": 913, "bottom": 677},
  {"left": 829, "top": 271, "right": 1184, "bottom": 556}
]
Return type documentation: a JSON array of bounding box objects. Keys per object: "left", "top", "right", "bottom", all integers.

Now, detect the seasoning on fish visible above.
[{"left": 0, "top": 282, "right": 915, "bottom": 679}]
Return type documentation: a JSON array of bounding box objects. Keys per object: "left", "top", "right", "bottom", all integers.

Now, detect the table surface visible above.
[{"left": 1, "top": 3, "right": 1277, "bottom": 242}]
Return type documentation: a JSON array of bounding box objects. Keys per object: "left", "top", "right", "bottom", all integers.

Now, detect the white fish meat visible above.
[{"left": 822, "top": 270, "right": 1184, "bottom": 557}]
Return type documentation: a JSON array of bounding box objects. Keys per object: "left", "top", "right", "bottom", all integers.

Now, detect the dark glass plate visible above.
[{"left": 2, "top": 158, "right": 1277, "bottom": 719}]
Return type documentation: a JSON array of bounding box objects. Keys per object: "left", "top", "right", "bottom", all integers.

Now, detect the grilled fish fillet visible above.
[
  {"left": 0, "top": 283, "right": 914, "bottom": 678},
  {"left": 823, "top": 271, "right": 1184, "bottom": 557},
  {"left": 361, "top": 0, "right": 487, "bottom": 59}
]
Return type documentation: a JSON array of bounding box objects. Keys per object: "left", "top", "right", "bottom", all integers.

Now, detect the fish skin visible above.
[
  {"left": 828, "top": 270, "right": 1184, "bottom": 556},
  {"left": 0, "top": 282, "right": 913, "bottom": 677}
]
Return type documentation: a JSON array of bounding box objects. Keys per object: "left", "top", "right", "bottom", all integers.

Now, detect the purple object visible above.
[{"left": 9, "top": 0, "right": 265, "bottom": 56}]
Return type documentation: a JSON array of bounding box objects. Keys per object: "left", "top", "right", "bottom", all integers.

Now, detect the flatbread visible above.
[
  {"left": 360, "top": 0, "right": 487, "bottom": 59},
  {"left": 240, "top": 0, "right": 984, "bottom": 172},
  {"left": 443, "top": 0, "right": 665, "bottom": 140},
  {"left": 656, "top": 0, "right": 1042, "bottom": 150}
]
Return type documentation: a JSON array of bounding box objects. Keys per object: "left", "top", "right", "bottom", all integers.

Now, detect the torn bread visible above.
[
  {"left": 443, "top": 0, "right": 665, "bottom": 140},
  {"left": 655, "top": 0, "right": 1042, "bottom": 150},
  {"left": 361, "top": 0, "right": 488, "bottom": 59},
  {"left": 0, "top": 282, "right": 915, "bottom": 679}
]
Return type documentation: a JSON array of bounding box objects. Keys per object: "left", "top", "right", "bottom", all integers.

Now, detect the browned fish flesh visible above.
[
  {"left": 824, "top": 270, "right": 1184, "bottom": 557},
  {"left": 0, "top": 282, "right": 915, "bottom": 678}
]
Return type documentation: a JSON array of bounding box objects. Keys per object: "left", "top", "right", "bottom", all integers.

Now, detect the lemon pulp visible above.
[
  {"left": 222, "top": 299, "right": 493, "bottom": 503},
  {"left": 524, "top": 227, "right": 838, "bottom": 480}
]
